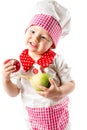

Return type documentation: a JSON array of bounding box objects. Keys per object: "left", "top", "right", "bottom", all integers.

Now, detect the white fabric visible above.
[
  {"left": 11, "top": 54, "right": 72, "bottom": 107},
  {"left": 11, "top": 53, "right": 72, "bottom": 130},
  {"left": 34, "top": 0, "right": 71, "bottom": 37}
]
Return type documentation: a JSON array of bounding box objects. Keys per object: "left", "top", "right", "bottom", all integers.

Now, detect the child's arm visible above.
[
  {"left": 2, "top": 61, "right": 20, "bottom": 97},
  {"left": 2, "top": 79, "right": 20, "bottom": 97},
  {"left": 58, "top": 80, "right": 75, "bottom": 97},
  {"left": 37, "top": 78, "right": 75, "bottom": 101}
]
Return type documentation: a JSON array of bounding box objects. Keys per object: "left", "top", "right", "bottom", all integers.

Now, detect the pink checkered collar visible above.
[{"left": 20, "top": 49, "right": 56, "bottom": 72}]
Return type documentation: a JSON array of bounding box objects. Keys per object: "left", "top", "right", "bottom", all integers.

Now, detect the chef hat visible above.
[{"left": 25, "top": 0, "right": 71, "bottom": 47}]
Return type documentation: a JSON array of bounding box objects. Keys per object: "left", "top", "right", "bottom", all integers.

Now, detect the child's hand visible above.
[
  {"left": 37, "top": 78, "right": 63, "bottom": 101},
  {"left": 2, "top": 61, "right": 16, "bottom": 81}
]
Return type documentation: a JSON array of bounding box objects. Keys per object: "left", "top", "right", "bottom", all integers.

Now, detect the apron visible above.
[{"left": 26, "top": 98, "right": 69, "bottom": 130}]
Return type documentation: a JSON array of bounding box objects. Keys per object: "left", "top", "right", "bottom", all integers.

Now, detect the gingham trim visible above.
[
  {"left": 26, "top": 14, "right": 62, "bottom": 47},
  {"left": 26, "top": 97, "right": 69, "bottom": 130}
]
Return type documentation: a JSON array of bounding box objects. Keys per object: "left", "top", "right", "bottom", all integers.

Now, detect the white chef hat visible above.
[{"left": 26, "top": 0, "right": 71, "bottom": 47}]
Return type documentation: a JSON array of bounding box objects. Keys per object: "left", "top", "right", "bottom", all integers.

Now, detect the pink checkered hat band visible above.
[{"left": 26, "top": 14, "right": 62, "bottom": 47}]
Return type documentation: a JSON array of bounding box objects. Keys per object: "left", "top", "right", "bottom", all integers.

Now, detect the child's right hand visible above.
[
  {"left": 2, "top": 60, "right": 21, "bottom": 97},
  {"left": 2, "top": 60, "right": 16, "bottom": 81}
]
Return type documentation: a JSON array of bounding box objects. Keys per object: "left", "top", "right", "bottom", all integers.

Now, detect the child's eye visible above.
[
  {"left": 41, "top": 36, "right": 46, "bottom": 39},
  {"left": 30, "top": 30, "right": 35, "bottom": 34}
]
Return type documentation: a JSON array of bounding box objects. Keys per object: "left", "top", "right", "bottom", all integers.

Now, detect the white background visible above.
[{"left": 0, "top": 0, "right": 87, "bottom": 129}]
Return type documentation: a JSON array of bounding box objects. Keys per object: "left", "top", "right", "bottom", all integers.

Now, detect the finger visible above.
[
  {"left": 37, "top": 91, "right": 48, "bottom": 98},
  {"left": 49, "top": 78, "right": 56, "bottom": 86},
  {"left": 38, "top": 85, "right": 48, "bottom": 91},
  {"left": 3, "top": 61, "right": 12, "bottom": 66},
  {"left": 37, "top": 90, "right": 44, "bottom": 95},
  {"left": 4, "top": 65, "right": 16, "bottom": 72},
  {"left": 3, "top": 62, "right": 14, "bottom": 69}
]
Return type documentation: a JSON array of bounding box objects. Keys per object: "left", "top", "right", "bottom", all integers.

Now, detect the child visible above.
[{"left": 2, "top": 0, "right": 75, "bottom": 130}]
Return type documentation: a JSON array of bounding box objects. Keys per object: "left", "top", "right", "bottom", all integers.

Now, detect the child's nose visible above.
[{"left": 33, "top": 35, "right": 40, "bottom": 43}]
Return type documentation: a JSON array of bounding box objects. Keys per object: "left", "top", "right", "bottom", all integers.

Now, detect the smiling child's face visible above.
[{"left": 25, "top": 25, "right": 53, "bottom": 55}]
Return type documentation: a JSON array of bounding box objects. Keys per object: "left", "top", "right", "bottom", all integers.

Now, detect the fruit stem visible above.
[
  {"left": 11, "top": 74, "right": 31, "bottom": 81},
  {"left": 20, "top": 74, "right": 31, "bottom": 80}
]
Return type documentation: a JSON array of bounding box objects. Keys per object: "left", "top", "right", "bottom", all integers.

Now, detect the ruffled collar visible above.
[{"left": 20, "top": 49, "right": 56, "bottom": 72}]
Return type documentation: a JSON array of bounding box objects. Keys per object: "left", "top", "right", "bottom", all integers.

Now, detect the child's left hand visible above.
[{"left": 37, "top": 78, "right": 63, "bottom": 101}]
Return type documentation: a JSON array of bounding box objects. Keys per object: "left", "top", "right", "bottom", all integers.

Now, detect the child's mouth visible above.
[{"left": 30, "top": 42, "right": 37, "bottom": 48}]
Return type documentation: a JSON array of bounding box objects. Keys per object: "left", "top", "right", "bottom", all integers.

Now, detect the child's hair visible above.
[{"left": 25, "top": 0, "right": 71, "bottom": 48}]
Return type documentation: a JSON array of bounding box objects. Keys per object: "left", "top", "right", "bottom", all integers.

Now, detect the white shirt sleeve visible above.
[{"left": 54, "top": 54, "right": 72, "bottom": 83}]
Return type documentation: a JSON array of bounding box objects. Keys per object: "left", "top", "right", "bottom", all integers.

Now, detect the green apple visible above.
[{"left": 30, "top": 73, "right": 51, "bottom": 91}]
